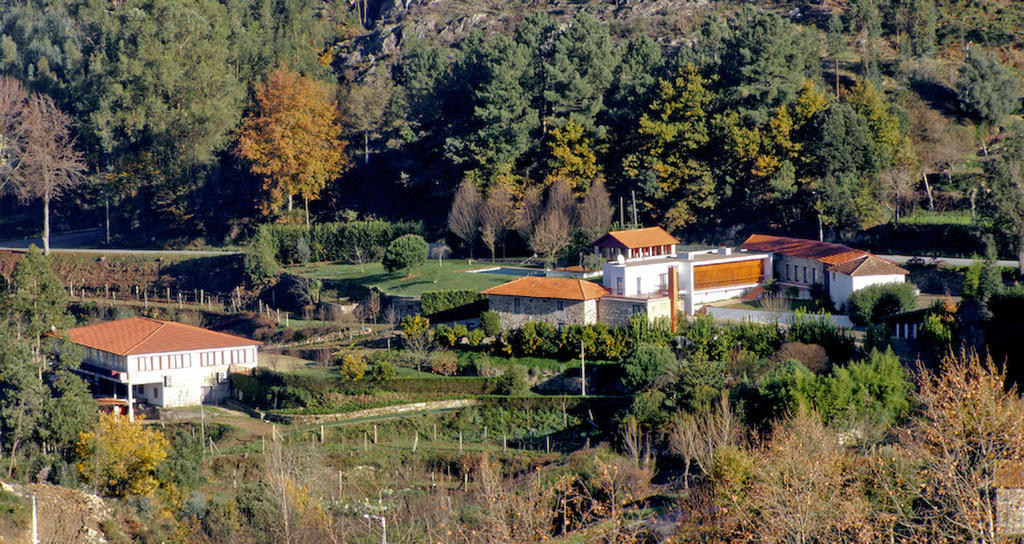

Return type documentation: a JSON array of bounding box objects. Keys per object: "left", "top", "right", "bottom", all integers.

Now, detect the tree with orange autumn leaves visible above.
[{"left": 236, "top": 67, "right": 349, "bottom": 224}]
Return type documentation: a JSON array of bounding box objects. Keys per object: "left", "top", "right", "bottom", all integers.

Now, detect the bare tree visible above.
[
  {"left": 479, "top": 184, "right": 513, "bottom": 262},
  {"left": 0, "top": 77, "right": 27, "bottom": 195},
  {"left": 728, "top": 410, "right": 870, "bottom": 544},
  {"left": 879, "top": 167, "right": 917, "bottom": 223},
  {"left": 515, "top": 186, "right": 544, "bottom": 244},
  {"left": 577, "top": 178, "right": 613, "bottom": 243},
  {"left": 17, "top": 94, "right": 87, "bottom": 255},
  {"left": 545, "top": 177, "right": 575, "bottom": 223},
  {"left": 448, "top": 178, "right": 481, "bottom": 258},
  {"left": 668, "top": 394, "right": 741, "bottom": 488},
  {"left": 530, "top": 208, "right": 571, "bottom": 269},
  {"left": 901, "top": 350, "right": 1024, "bottom": 543}
]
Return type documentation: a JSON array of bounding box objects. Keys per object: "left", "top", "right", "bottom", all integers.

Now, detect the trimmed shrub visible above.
[
  {"left": 243, "top": 228, "right": 279, "bottom": 285},
  {"left": 431, "top": 351, "right": 459, "bottom": 376},
  {"left": 383, "top": 234, "right": 428, "bottom": 275},
  {"left": 845, "top": 283, "right": 918, "bottom": 325}
]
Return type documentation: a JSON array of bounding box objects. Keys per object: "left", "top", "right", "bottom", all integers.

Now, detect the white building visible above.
[
  {"left": 594, "top": 227, "right": 772, "bottom": 323},
  {"left": 739, "top": 234, "right": 909, "bottom": 310},
  {"left": 69, "top": 316, "right": 260, "bottom": 419}
]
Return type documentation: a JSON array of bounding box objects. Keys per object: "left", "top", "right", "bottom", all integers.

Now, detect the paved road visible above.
[
  {"left": 707, "top": 307, "right": 855, "bottom": 328},
  {"left": 0, "top": 228, "right": 240, "bottom": 256},
  {"left": 878, "top": 254, "right": 1019, "bottom": 268}
]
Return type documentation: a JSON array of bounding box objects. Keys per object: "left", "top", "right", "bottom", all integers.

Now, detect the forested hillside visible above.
[{"left": 2, "top": 0, "right": 1023, "bottom": 258}]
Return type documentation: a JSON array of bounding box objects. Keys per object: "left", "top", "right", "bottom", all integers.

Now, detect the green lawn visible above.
[
  {"left": 897, "top": 209, "right": 981, "bottom": 226},
  {"left": 290, "top": 259, "right": 516, "bottom": 297}
]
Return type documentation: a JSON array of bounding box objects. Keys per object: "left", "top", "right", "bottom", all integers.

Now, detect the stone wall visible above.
[
  {"left": 599, "top": 296, "right": 670, "bottom": 327},
  {"left": 489, "top": 295, "right": 594, "bottom": 328}
]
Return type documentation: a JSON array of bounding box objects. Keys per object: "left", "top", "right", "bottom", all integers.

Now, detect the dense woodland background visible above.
[{"left": 2, "top": 0, "right": 1024, "bottom": 261}]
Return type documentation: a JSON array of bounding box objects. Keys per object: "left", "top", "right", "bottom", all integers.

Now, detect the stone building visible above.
[{"left": 481, "top": 277, "right": 609, "bottom": 328}]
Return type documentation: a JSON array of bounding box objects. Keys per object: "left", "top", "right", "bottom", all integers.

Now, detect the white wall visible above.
[
  {"left": 126, "top": 345, "right": 258, "bottom": 407},
  {"left": 828, "top": 272, "right": 906, "bottom": 310}
]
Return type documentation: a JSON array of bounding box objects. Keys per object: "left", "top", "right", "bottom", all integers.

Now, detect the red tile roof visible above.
[
  {"left": 827, "top": 255, "right": 908, "bottom": 276},
  {"left": 739, "top": 234, "right": 868, "bottom": 265},
  {"left": 67, "top": 316, "right": 261, "bottom": 356},
  {"left": 593, "top": 227, "right": 679, "bottom": 250},
  {"left": 481, "top": 277, "right": 609, "bottom": 301}
]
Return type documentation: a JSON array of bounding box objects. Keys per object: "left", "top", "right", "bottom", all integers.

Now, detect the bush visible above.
[
  {"left": 774, "top": 342, "right": 829, "bottom": 373},
  {"left": 371, "top": 359, "right": 396, "bottom": 382},
  {"left": 382, "top": 234, "right": 428, "bottom": 275},
  {"left": 492, "top": 366, "right": 529, "bottom": 395},
  {"left": 339, "top": 353, "right": 367, "bottom": 381},
  {"left": 622, "top": 344, "right": 676, "bottom": 391},
  {"left": 480, "top": 311, "right": 501, "bottom": 336},
  {"left": 431, "top": 351, "right": 458, "bottom": 376},
  {"left": 845, "top": 283, "right": 918, "bottom": 325},
  {"left": 243, "top": 228, "right": 279, "bottom": 285}
]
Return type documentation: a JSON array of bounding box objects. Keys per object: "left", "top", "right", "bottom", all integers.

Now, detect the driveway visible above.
[
  {"left": 706, "top": 307, "right": 854, "bottom": 328},
  {"left": 878, "top": 254, "right": 1019, "bottom": 268},
  {"left": 0, "top": 228, "right": 239, "bottom": 256}
]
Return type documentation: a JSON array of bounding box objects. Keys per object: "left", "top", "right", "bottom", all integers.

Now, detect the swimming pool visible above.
[{"left": 469, "top": 266, "right": 547, "bottom": 277}]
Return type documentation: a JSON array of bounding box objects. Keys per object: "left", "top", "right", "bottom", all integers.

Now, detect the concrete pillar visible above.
[
  {"left": 912, "top": 323, "right": 918, "bottom": 339},
  {"left": 127, "top": 380, "right": 134, "bottom": 422}
]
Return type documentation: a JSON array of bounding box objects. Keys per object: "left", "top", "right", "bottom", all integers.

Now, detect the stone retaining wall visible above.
[{"left": 266, "top": 398, "right": 480, "bottom": 425}]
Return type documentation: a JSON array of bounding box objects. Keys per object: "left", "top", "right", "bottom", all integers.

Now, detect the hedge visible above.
[
  {"left": 256, "top": 219, "right": 424, "bottom": 265},
  {"left": 421, "top": 290, "right": 488, "bottom": 321}
]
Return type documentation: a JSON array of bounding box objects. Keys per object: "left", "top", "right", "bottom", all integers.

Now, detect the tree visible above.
[
  {"left": 447, "top": 179, "right": 482, "bottom": 258},
  {"left": 0, "top": 77, "right": 27, "bottom": 195},
  {"left": 543, "top": 12, "right": 616, "bottom": 132},
  {"left": 908, "top": 0, "right": 938, "bottom": 57},
  {"left": 0, "top": 329, "right": 44, "bottom": 477},
  {"left": 479, "top": 184, "right": 514, "bottom": 262},
  {"left": 826, "top": 11, "right": 844, "bottom": 99},
  {"left": 958, "top": 49, "right": 1021, "bottom": 130},
  {"left": 2, "top": 246, "right": 72, "bottom": 368},
  {"left": 236, "top": 66, "right": 349, "bottom": 222},
  {"left": 725, "top": 410, "right": 869, "bottom": 543},
  {"left": 577, "top": 178, "right": 613, "bottom": 243},
  {"left": 624, "top": 65, "right": 716, "bottom": 229},
  {"left": 622, "top": 344, "right": 675, "bottom": 391},
  {"left": 16, "top": 94, "right": 87, "bottom": 255},
  {"left": 382, "top": 234, "right": 428, "bottom": 277},
  {"left": 77, "top": 413, "right": 170, "bottom": 497},
  {"left": 982, "top": 123, "right": 1024, "bottom": 275},
  {"left": 903, "top": 351, "right": 1024, "bottom": 542},
  {"left": 849, "top": 0, "right": 882, "bottom": 82},
  {"left": 545, "top": 118, "right": 603, "bottom": 192},
  {"left": 668, "top": 394, "right": 740, "bottom": 488},
  {"left": 515, "top": 186, "right": 544, "bottom": 245},
  {"left": 530, "top": 208, "right": 571, "bottom": 269}
]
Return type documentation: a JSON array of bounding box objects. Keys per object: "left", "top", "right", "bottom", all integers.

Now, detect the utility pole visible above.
[{"left": 580, "top": 340, "right": 586, "bottom": 397}]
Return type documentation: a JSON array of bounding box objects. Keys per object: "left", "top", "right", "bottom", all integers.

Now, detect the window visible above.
[
  {"left": 514, "top": 298, "right": 521, "bottom": 312},
  {"left": 557, "top": 301, "right": 564, "bottom": 311},
  {"left": 636, "top": 277, "right": 642, "bottom": 294},
  {"left": 658, "top": 273, "right": 668, "bottom": 292},
  {"left": 786, "top": 265, "right": 791, "bottom": 281},
  {"left": 632, "top": 304, "right": 645, "bottom": 314},
  {"left": 802, "top": 267, "right": 807, "bottom": 283},
  {"left": 812, "top": 268, "right": 817, "bottom": 283},
  {"left": 616, "top": 277, "right": 624, "bottom": 295}
]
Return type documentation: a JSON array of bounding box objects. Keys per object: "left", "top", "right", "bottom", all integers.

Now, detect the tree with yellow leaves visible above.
[
  {"left": 235, "top": 66, "right": 349, "bottom": 226},
  {"left": 545, "top": 118, "right": 603, "bottom": 193},
  {"left": 77, "top": 413, "right": 169, "bottom": 497}
]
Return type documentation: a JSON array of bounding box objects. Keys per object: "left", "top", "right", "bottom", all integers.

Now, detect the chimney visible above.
[{"left": 718, "top": 247, "right": 732, "bottom": 256}]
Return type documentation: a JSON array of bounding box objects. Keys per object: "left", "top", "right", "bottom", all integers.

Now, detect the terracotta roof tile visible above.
[
  {"left": 740, "top": 234, "right": 868, "bottom": 265},
  {"left": 481, "top": 277, "right": 609, "bottom": 300},
  {"left": 827, "top": 255, "right": 908, "bottom": 276},
  {"left": 593, "top": 227, "right": 679, "bottom": 250},
  {"left": 68, "top": 316, "right": 261, "bottom": 356}
]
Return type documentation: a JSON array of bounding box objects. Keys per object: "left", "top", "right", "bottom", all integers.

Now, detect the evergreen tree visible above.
[
  {"left": 625, "top": 65, "right": 716, "bottom": 229},
  {"left": 982, "top": 123, "right": 1024, "bottom": 276},
  {"left": 827, "top": 11, "right": 845, "bottom": 99},
  {"left": 543, "top": 12, "right": 617, "bottom": 135},
  {"left": 2, "top": 246, "right": 71, "bottom": 363},
  {"left": 908, "top": 0, "right": 938, "bottom": 57},
  {"left": 958, "top": 49, "right": 1022, "bottom": 128}
]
